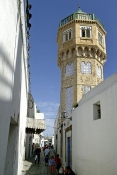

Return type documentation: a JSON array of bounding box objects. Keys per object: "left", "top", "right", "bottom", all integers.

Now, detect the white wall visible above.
[
  {"left": 0, "top": 0, "right": 28, "bottom": 174},
  {"left": 54, "top": 106, "right": 61, "bottom": 155},
  {"left": 72, "top": 73, "right": 117, "bottom": 175}
]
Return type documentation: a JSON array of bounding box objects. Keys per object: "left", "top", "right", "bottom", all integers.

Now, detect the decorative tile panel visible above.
[
  {"left": 81, "top": 62, "right": 91, "bottom": 74},
  {"left": 66, "top": 87, "right": 72, "bottom": 116},
  {"left": 66, "top": 63, "right": 74, "bottom": 76},
  {"left": 82, "top": 86, "right": 91, "bottom": 95}
]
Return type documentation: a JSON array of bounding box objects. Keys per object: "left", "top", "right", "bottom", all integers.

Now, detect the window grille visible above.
[
  {"left": 96, "top": 65, "right": 102, "bottom": 78},
  {"left": 66, "top": 63, "right": 74, "bottom": 76},
  {"left": 82, "top": 86, "right": 91, "bottom": 95},
  {"left": 81, "top": 62, "right": 91, "bottom": 74}
]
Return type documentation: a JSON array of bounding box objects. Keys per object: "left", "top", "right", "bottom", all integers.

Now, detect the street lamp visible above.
[{"left": 62, "top": 111, "right": 72, "bottom": 120}]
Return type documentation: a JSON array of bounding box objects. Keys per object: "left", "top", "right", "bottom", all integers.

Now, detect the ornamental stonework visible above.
[{"left": 79, "top": 75, "right": 95, "bottom": 85}]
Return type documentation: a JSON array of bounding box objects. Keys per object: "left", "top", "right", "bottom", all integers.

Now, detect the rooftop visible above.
[{"left": 59, "top": 6, "right": 104, "bottom": 29}]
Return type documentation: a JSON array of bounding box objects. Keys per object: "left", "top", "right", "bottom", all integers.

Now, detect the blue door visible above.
[{"left": 67, "top": 137, "right": 70, "bottom": 166}]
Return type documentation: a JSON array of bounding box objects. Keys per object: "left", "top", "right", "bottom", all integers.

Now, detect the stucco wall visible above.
[
  {"left": 72, "top": 73, "right": 117, "bottom": 175},
  {"left": 0, "top": 0, "right": 28, "bottom": 175}
]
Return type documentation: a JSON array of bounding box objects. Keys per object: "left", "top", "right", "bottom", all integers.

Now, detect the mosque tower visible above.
[{"left": 57, "top": 6, "right": 107, "bottom": 117}]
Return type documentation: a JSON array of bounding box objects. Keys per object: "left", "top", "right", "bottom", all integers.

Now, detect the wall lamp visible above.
[{"left": 62, "top": 111, "right": 72, "bottom": 121}]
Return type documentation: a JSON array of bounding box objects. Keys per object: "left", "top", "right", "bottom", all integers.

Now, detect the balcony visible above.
[{"left": 59, "top": 13, "right": 104, "bottom": 29}]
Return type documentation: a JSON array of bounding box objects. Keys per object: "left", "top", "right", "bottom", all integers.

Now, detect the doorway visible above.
[{"left": 67, "top": 137, "right": 70, "bottom": 166}]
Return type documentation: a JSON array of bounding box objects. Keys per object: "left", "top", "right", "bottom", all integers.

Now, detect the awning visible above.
[{"left": 26, "top": 118, "right": 46, "bottom": 134}]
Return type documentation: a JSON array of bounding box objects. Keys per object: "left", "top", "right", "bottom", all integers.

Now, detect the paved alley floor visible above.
[{"left": 22, "top": 153, "right": 56, "bottom": 175}]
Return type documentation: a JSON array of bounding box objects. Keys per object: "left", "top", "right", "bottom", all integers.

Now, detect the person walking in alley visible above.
[
  {"left": 45, "top": 154, "right": 49, "bottom": 166},
  {"left": 49, "top": 156, "right": 55, "bottom": 174},
  {"left": 49, "top": 145, "right": 55, "bottom": 158},
  {"left": 35, "top": 146, "right": 41, "bottom": 164},
  {"left": 32, "top": 143, "right": 35, "bottom": 156},
  {"left": 55, "top": 154, "right": 61, "bottom": 173},
  {"left": 44, "top": 146, "right": 50, "bottom": 157}
]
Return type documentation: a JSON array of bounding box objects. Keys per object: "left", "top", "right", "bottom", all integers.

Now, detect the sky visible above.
[{"left": 29, "top": 0, "right": 117, "bottom": 136}]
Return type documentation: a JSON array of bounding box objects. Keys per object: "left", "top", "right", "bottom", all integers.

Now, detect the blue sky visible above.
[{"left": 29, "top": 0, "right": 117, "bottom": 136}]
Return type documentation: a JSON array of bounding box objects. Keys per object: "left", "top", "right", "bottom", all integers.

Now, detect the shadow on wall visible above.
[{"left": 0, "top": 21, "right": 26, "bottom": 175}]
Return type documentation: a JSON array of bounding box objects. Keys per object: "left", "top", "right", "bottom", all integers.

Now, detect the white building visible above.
[
  {"left": 0, "top": 0, "right": 46, "bottom": 174},
  {"left": 72, "top": 73, "right": 117, "bottom": 175},
  {"left": 54, "top": 106, "right": 72, "bottom": 168},
  {"left": 0, "top": 0, "right": 29, "bottom": 174},
  {"left": 25, "top": 101, "right": 46, "bottom": 159}
]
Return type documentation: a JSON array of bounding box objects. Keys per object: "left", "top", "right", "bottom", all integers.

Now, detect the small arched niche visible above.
[
  {"left": 66, "top": 50, "right": 69, "bottom": 59},
  {"left": 71, "top": 48, "right": 75, "bottom": 57},
  {"left": 91, "top": 48, "right": 95, "bottom": 57},
  {"left": 84, "top": 47, "right": 88, "bottom": 57},
  {"left": 78, "top": 47, "right": 83, "bottom": 57}
]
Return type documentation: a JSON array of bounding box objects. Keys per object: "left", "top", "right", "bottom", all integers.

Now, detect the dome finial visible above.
[{"left": 78, "top": 3, "right": 80, "bottom": 10}]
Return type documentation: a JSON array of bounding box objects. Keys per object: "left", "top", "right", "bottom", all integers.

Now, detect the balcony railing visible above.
[{"left": 59, "top": 13, "right": 104, "bottom": 29}]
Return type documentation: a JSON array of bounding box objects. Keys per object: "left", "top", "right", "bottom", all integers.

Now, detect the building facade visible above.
[
  {"left": 25, "top": 101, "right": 46, "bottom": 159},
  {"left": 72, "top": 73, "right": 117, "bottom": 175},
  {"left": 55, "top": 6, "right": 107, "bottom": 167},
  {"left": 0, "top": 0, "right": 29, "bottom": 174},
  {"left": 57, "top": 7, "right": 107, "bottom": 116}
]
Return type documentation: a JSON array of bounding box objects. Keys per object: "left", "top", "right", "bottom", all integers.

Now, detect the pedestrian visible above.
[
  {"left": 34, "top": 146, "right": 41, "bottom": 164},
  {"left": 64, "top": 166, "right": 75, "bottom": 175},
  {"left": 55, "top": 154, "right": 61, "bottom": 173},
  {"left": 49, "top": 146, "right": 55, "bottom": 158},
  {"left": 43, "top": 145, "right": 46, "bottom": 156},
  {"left": 49, "top": 156, "right": 55, "bottom": 174},
  {"left": 32, "top": 143, "right": 35, "bottom": 156},
  {"left": 45, "top": 154, "right": 49, "bottom": 166},
  {"left": 44, "top": 146, "right": 50, "bottom": 157}
]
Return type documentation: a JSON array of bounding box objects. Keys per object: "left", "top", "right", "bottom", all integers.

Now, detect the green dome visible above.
[{"left": 76, "top": 6, "right": 87, "bottom": 15}]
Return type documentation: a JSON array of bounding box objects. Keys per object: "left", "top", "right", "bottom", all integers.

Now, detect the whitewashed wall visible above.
[
  {"left": 72, "top": 73, "right": 117, "bottom": 175},
  {"left": 54, "top": 106, "right": 61, "bottom": 156},
  {"left": 0, "top": 0, "right": 28, "bottom": 175}
]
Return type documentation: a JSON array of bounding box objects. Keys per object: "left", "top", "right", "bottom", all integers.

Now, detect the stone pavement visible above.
[{"left": 22, "top": 152, "right": 56, "bottom": 175}]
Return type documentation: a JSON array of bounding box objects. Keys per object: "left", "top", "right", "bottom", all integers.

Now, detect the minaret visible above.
[{"left": 57, "top": 7, "right": 106, "bottom": 117}]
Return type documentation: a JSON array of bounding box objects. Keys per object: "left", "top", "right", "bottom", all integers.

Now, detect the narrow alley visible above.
[{"left": 22, "top": 152, "right": 56, "bottom": 175}]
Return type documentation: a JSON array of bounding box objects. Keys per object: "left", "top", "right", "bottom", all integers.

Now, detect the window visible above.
[
  {"left": 96, "top": 65, "right": 102, "bottom": 78},
  {"left": 81, "top": 62, "right": 92, "bottom": 74},
  {"left": 80, "top": 26, "right": 92, "bottom": 38},
  {"left": 93, "top": 102, "right": 101, "bottom": 120},
  {"left": 82, "top": 86, "right": 91, "bottom": 95},
  {"left": 66, "top": 62, "right": 74, "bottom": 76},
  {"left": 66, "top": 87, "right": 72, "bottom": 116},
  {"left": 63, "top": 28, "right": 72, "bottom": 42},
  {"left": 98, "top": 31, "right": 103, "bottom": 45}
]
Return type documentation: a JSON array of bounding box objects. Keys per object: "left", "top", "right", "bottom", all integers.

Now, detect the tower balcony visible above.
[{"left": 59, "top": 12, "right": 104, "bottom": 30}]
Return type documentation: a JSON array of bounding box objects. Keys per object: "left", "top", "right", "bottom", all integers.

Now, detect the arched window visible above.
[
  {"left": 69, "top": 31, "right": 71, "bottom": 39},
  {"left": 65, "top": 33, "right": 68, "bottom": 41},
  {"left": 81, "top": 62, "right": 91, "bottom": 74},
  {"left": 80, "top": 26, "right": 92, "bottom": 38},
  {"left": 82, "top": 29, "right": 85, "bottom": 37},
  {"left": 96, "top": 65, "right": 102, "bottom": 78},
  {"left": 63, "top": 28, "right": 73, "bottom": 42},
  {"left": 98, "top": 31, "right": 103, "bottom": 45}
]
